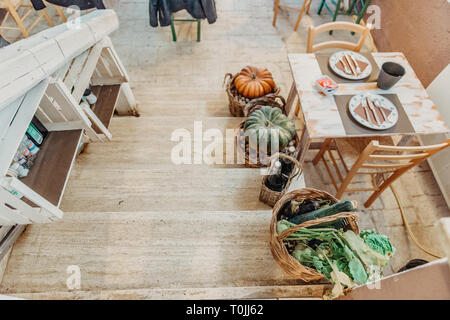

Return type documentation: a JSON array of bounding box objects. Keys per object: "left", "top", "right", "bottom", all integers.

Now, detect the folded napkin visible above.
[
  {"left": 335, "top": 57, "right": 368, "bottom": 74},
  {"left": 354, "top": 104, "right": 392, "bottom": 125}
]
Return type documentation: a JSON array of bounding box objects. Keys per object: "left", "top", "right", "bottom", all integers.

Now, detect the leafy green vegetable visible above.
[
  {"left": 328, "top": 263, "right": 354, "bottom": 300},
  {"left": 293, "top": 244, "right": 332, "bottom": 278},
  {"left": 360, "top": 229, "right": 396, "bottom": 256},
  {"left": 342, "top": 230, "right": 390, "bottom": 274},
  {"left": 276, "top": 219, "right": 293, "bottom": 234},
  {"left": 276, "top": 220, "right": 395, "bottom": 299}
]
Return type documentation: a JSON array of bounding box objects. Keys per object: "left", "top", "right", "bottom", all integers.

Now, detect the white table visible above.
[{"left": 286, "top": 52, "right": 450, "bottom": 163}]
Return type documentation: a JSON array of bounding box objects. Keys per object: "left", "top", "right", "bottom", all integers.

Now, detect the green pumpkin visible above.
[{"left": 244, "top": 106, "right": 296, "bottom": 151}]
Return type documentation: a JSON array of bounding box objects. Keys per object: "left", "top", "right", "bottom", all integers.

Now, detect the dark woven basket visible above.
[
  {"left": 259, "top": 153, "right": 303, "bottom": 207},
  {"left": 224, "top": 73, "right": 280, "bottom": 117},
  {"left": 270, "top": 188, "right": 359, "bottom": 281}
]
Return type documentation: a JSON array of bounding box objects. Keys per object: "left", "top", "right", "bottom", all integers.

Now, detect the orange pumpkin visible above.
[{"left": 234, "top": 66, "right": 276, "bottom": 99}]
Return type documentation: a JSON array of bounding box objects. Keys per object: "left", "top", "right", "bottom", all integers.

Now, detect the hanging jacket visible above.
[
  {"left": 149, "top": 0, "right": 217, "bottom": 27},
  {"left": 31, "top": 0, "right": 105, "bottom": 11},
  {"left": 149, "top": 0, "right": 171, "bottom": 27}
]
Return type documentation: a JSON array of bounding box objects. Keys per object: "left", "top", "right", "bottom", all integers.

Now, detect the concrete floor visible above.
[{"left": 0, "top": 0, "right": 448, "bottom": 299}]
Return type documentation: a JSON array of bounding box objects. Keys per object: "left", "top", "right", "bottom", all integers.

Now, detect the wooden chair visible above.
[
  {"left": 307, "top": 21, "right": 369, "bottom": 53},
  {"left": 0, "top": 0, "right": 54, "bottom": 39},
  {"left": 313, "top": 137, "right": 450, "bottom": 207},
  {"left": 273, "top": 0, "right": 312, "bottom": 32},
  {"left": 52, "top": 3, "right": 67, "bottom": 23}
]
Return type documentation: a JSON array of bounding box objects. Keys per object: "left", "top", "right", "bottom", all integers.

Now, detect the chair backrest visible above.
[
  {"left": 307, "top": 21, "right": 370, "bottom": 53},
  {"left": 350, "top": 138, "right": 450, "bottom": 207},
  {"left": 357, "top": 139, "right": 450, "bottom": 174}
]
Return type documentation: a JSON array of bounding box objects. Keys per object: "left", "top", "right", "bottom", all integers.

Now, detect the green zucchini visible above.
[{"left": 288, "top": 200, "right": 356, "bottom": 226}]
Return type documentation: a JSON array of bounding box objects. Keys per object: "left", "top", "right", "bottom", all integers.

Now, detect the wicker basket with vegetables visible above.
[
  {"left": 236, "top": 105, "right": 298, "bottom": 168},
  {"left": 224, "top": 66, "right": 280, "bottom": 117},
  {"left": 270, "top": 188, "right": 395, "bottom": 299}
]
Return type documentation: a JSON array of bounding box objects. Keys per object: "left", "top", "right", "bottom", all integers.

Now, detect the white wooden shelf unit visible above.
[{"left": 0, "top": 9, "right": 137, "bottom": 229}]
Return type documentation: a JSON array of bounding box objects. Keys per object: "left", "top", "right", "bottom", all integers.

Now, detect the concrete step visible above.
[
  {"left": 81, "top": 116, "right": 245, "bottom": 169},
  {"left": 0, "top": 210, "right": 325, "bottom": 294},
  {"left": 133, "top": 100, "right": 232, "bottom": 117},
  {"left": 61, "top": 166, "right": 270, "bottom": 212},
  {"left": 8, "top": 284, "right": 324, "bottom": 300},
  {"left": 131, "top": 86, "right": 228, "bottom": 101},
  {"left": 60, "top": 115, "right": 305, "bottom": 212}
]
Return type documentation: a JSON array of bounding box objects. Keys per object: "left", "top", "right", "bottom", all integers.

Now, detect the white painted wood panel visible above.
[
  {"left": 419, "top": 64, "right": 450, "bottom": 208},
  {"left": 0, "top": 97, "right": 22, "bottom": 144},
  {"left": 2, "top": 177, "right": 63, "bottom": 221},
  {"left": 71, "top": 41, "right": 106, "bottom": 102},
  {"left": 63, "top": 50, "right": 90, "bottom": 90},
  {"left": 0, "top": 10, "right": 119, "bottom": 111}
]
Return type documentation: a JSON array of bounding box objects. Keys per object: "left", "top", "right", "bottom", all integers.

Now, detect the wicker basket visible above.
[
  {"left": 269, "top": 188, "right": 359, "bottom": 281},
  {"left": 243, "top": 94, "right": 286, "bottom": 117},
  {"left": 224, "top": 73, "right": 280, "bottom": 117},
  {"left": 259, "top": 153, "right": 303, "bottom": 207},
  {"left": 236, "top": 121, "right": 300, "bottom": 168}
]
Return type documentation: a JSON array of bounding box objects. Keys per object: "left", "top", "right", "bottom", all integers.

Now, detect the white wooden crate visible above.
[{"left": 0, "top": 10, "right": 136, "bottom": 226}]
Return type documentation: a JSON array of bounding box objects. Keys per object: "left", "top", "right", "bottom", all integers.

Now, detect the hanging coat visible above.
[
  {"left": 149, "top": 0, "right": 217, "bottom": 27},
  {"left": 31, "top": 0, "right": 106, "bottom": 11}
]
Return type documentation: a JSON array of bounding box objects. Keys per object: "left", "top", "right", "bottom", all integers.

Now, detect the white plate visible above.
[
  {"left": 349, "top": 94, "right": 399, "bottom": 130},
  {"left": 329, "top": 51, "right": 372, "bottom": 80}
]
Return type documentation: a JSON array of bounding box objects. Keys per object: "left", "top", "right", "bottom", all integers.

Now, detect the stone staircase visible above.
[
  {"left": 1, "top": 0, "right": 447, "bottom": 299},
  {"left": 0, "top": 209, "right": 325, "bottom": 298},
  {"left": 0, "top": 0, "right": 332, "bottom": 299},
  {"left": 10, "top": 285, "right": 323, "bottom": 300},
  {"left": 0, "top": 85, "right": 323, "bottom": 299}
]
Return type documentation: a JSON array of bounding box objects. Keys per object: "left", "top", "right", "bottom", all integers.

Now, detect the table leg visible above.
[
  {"left": 294, "top": 0, "right": 308, "bottom": 32},
  {"left": 273, "top": 0, "right": 280, "bottom": 27},
  {"left": 355, "top": 0, "right": 371, "bottom": 25},
  {"left": 197, "top": 19, "right": 201, "bottom": 42},
  {"left": 396, "top": 134, "right": 414, "bottom": 147},
  {"left": 329, "top": 0, "right": 342, "bottom": 35},
  {"left": 297, "top": 126, "right": 311, "bottom": 165},
  {"left": 170, "top": 14, "right": 177, "bottom": 42},
  {"left": 312, "top": 138, "right": 332, "bottom": 165},
  {"left": 54, "top": 6, "right": 67, "bottom": 23},
  {"left": 317, "top": 0, "right": 326, "bottom": 14},
  {"left": 285, "top": 81, "right": 297, "bottom": 117},
  {"left": 306, "top": 0, "right": 313, "bottom": 14}
]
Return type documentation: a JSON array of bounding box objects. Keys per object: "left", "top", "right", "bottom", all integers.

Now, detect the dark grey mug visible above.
[{"left": 377, "top": 62, "right": 406, "bottom": 90}]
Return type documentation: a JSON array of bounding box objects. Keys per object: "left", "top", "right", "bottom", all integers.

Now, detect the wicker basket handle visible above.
[
  {"left": 243, "top": 94, "right": 286, "bottom": 117},
  {"left": 269, "top": 152, "right": 303, "bottom": 181},
  {"left": 278, "top": 211, "right": 359, "bottom": 241},
  {"left": 223, "top": 73, "right": 233, "bottom": 88}
]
